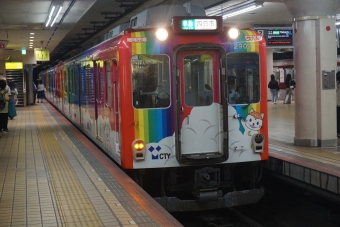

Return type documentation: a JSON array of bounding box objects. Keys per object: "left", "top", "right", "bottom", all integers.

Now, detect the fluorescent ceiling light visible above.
[
  {"left": 30, "top": 33, "right": 35, "bottom": 35},
  {"left": 223, "top": 3, "right": 263, "bottom": 19},
  {"left": 30, "top": 37, "right": 34, "bottom": 38},
  {"left": 50, "top": 6, "right": 63, "bottom": 27},
  {"left": 46, "top": 6, "right": 55, "bottom": 27},
  {"left": 45, "top": 3, "right": 63, "bottom": 27}
]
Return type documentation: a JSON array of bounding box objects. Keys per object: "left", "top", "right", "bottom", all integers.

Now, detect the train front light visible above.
[
  {"left": 228, "top": 27, "right": 240, "bottom": 40},
  {"left": 252, "top": 133, "right": 265, "bottom": 153},
  {"left": 132, "top": 139, "right": 146, "bottom": 160},
  {"left": 155, "top": 28, "right": 168, "bottom": 41}
]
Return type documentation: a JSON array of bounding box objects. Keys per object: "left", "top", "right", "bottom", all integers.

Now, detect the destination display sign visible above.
[
  {"left": 180, "top": 19, "right": 217, "bottom": 30},
  {"left": 172, "top": 16, "right": 223, "bottom": 34},
  {"left": 267, "top": 29, "right": 293, "bottom": 46},
  {"left": 255, "top": 27, "right": 293, "bottom": 47}
]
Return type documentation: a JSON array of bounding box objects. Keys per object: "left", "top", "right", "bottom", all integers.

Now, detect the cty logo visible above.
[{"left": 148, "top": 146, "right": 171, "bottom": 160}]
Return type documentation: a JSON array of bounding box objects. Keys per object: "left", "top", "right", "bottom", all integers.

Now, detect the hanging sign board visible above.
[
  {"left": 254, "top": 27, "right": 293, "bottom": 48},
  {"left": 34, "top": 48, "right": 50, "bottom": 61}
]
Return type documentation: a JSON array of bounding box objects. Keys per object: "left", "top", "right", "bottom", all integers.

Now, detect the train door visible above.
[
  {"left": 175, "top": 47, "right": 228, "bottom": 164},
  {"left": 112, "top": 60, "right": 120, "bottom": 154},
  {"left": 102, "top": 59, "right": 120, "bottom": 155},
  {"left": 95, "top": 60, "right": 105, "bottom": 140}
]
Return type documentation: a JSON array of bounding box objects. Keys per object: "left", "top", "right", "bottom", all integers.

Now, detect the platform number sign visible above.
[{"left": 257, "top": 30, "right": 264, "bottom": 36}]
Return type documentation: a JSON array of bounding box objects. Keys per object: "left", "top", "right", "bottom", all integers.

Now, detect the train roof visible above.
[{"left": 129, "top": 4, "right": 206, "bottom": 29}]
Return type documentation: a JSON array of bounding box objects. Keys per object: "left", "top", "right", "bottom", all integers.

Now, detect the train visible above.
[{"left": 40, "top": 5, "right": 268, "bottom": 212}]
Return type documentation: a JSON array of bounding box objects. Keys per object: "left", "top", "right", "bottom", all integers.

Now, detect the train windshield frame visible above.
[{"left": 226, "top": 52, "right": 260, "bottom": 105}]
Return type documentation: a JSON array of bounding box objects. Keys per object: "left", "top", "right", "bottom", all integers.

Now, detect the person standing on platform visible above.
[
  {"left": 7, "top": 80, "right": 17, "bottom": 120},
  {"left": 5, "top": 81, "right": 11, "bottom": 94},
  {"left": 37, "top": 80, "right": 45, "bottom": 103},
  {"left": 268, "top": 74, "right": 280, "bottom": 104},
  {"left": 0, "top": 80, "right": 9, "bottom": 133},
  {"left": 337, "top": 71, "right": 340, "bottom": 138},
  {"left": 283, "top": 74, "right": 295, "bottom": 104},
  {"left": 33, "top": 82, "right": 37, "bottom": 104}
]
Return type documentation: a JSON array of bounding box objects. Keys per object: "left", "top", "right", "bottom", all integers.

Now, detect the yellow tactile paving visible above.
[
  {"left": 0, "top": 105, "right": 172, "bottom": 227},
  {"left": 33, "top": 107, "right": 104, "bottom": 227},
  {"left": 40, "top": 105, "right": 137, "bottom": 227}
]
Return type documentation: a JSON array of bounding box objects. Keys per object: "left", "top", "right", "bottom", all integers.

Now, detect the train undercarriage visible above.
[{"left": 130, "top": 162, "right": 265, "bottom": 212}]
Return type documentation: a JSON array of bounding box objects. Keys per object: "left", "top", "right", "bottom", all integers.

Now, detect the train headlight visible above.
[
  {"left": 132, "top": 139, "right": 146, "bottom": 160},
  {"left": 228, "top": 28, "right": 240, "bottom": 40},
  {"left": 155, "top": 28, "right": 168, "bottom": 41},
  {"left": 252, "top": 133, "right": 265, "bottom": 153}
]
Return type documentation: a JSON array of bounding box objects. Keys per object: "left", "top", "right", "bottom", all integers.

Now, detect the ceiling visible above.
[{"left": 0, "top": 0, "right": 339, "bottom": 68}]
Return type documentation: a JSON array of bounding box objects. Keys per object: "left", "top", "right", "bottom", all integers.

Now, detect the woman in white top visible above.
[{"left": 37, "top": 80, "right": 45, "bottom": 103}]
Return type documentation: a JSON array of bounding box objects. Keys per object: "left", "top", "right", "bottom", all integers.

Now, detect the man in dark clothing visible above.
[{"left": 33, "top": 82, "right": 37, "bottom": 104}]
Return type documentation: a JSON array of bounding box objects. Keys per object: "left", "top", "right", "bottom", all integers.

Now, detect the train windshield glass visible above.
[
  {"left": 183, "top": 54, "right": 213, "bottom": 107},
  {"left": 226, "top": 53, "right": 260, "bottom": 104},
  {"left": 131, "top": 55, "right": 170, "bottom": 109}
]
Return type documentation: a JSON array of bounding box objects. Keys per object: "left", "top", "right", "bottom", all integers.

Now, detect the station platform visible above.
[
  {"left": 267, "top": 100, "right": 340, "bottom": 200},
  {"left": 0, "top": 103, "right": 182, "bottom": 227}
]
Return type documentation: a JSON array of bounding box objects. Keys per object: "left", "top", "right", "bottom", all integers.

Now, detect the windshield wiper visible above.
[{"left": 242, "top": 99, "right": 253, "bottom": 109}]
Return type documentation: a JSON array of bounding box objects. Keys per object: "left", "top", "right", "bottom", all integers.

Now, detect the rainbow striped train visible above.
[{"left": 41, "top": 5, "right": 268, "bottom": 211}]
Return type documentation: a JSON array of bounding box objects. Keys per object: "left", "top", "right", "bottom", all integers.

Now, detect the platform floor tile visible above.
[{"left": 0, "top": 104, "right": 181, "bottom": 227}]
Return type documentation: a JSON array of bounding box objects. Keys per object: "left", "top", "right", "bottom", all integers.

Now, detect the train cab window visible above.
[
  {"left": 184, "top": 54, "right": 213, "bottom": 107},
  {"left": 131, "top": 54, "right": 170, "bottom": 109},
  {"left": 226, "top": 53, "right": 260, "bottom": 105}
]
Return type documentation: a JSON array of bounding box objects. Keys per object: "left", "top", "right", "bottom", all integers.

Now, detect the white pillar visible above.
[
  {"left": 294, "top": 19, "right": 337, "bottom": 147},
  {"left": 284, "top": 0, "right": 340, "bottom": 147}
]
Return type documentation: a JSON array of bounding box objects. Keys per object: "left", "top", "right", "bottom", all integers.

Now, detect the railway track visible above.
[{"left": 173, "top": 171, "right": 340, "bottom": 227}]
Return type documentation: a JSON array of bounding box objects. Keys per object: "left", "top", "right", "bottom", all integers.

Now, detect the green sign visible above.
[{"left": 180, "top": 19, "right": 217, "bottom": 30}]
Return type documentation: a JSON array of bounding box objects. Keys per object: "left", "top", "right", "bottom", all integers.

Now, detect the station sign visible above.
[
  {"left": 5, "top": 62, "right": 23, "bottom": 70},
  {"left": 34, "top": 48, "right": 50, "bottom": 61}
]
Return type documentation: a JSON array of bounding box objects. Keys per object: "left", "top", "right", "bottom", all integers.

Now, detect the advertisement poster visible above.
[{"left": 280, "top": 69, "right": 285, "bottom": 83}]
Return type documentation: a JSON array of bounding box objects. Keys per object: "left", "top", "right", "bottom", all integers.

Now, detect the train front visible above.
[{"left": 120, "top": 14, "right": 268, "bottom": 211}]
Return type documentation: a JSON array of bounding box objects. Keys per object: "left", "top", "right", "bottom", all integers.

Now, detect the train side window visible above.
[
  {"left": 75, "top": 66, "right": 79, "bottom": 96},
  {"left": 131, "top": 54, "right": 170, "bottom": 109},
  {"left": 96, "top": 61, "right": 104, "bottom": 103},
  {"left": 85, "top": 63, "right": 94, "bottom": 104},
  {"left": 72, "top": 68, "right": 76, "bottom": 95},
  {"left": 184, "top": 54, "right": 213, "bottom": 107},
  {"left": 226, "top": 53, "right": 260, "bottom": 105},
  {"left": 64, "top": 70, "right": 68, "bottom": 93},
  {"left": 105, "top": 61, "right": 112, "bottom": 106}
]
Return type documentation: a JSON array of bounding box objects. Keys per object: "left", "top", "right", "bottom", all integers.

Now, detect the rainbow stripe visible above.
[{"left": 130, "top": 31, "right": 174, "bottom": 143}]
